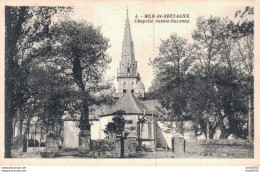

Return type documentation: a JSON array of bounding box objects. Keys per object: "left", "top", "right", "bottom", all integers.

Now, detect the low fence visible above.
[{"left": 184, "top": 139, "right": 254, "bottom": 158}]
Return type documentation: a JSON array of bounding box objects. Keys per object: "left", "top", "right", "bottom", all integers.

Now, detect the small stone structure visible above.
[
  {"left": 78, "top": 130, "right": 91, "bottom": 157},
  {"left": 42, "top": 132, "right": 59, "bottom": 158},
  {"left": 172, "top": 137, "right": 185, "bottom": 156},
  {"left": 125, "top": 135, "right": 137, "bottom": 157},
  {"left": 63, "top": 120, "right": 80, "bottom": 149}
]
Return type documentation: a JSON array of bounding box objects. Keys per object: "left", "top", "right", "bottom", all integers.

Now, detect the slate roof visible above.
[
  {"left": 141, "top": 100, "right": 161, "bottom": 111},
  {"left": 141, "top": 100, "right": 162, "bottom": 116},
  {"left": 63, "top": 94, "right": 165, "bottom": 120},
  {"left": 103, "top": 92, "right": 151, "bottom": 115}
]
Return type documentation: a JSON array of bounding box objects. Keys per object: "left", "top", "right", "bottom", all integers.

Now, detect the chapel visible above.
[{"left": 62, "top": 9, "right": 170, "bottom": 150}]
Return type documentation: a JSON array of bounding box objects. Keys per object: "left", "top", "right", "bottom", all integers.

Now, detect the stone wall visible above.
[
  {"left": 184, "top": 139, "right": 254, "bottom": 158},
  {"left": 91, "top": 140, "right": 120, "bottom": 158},
  {"left": 90, "top": 136, "right": 137, "bottom": 158}
]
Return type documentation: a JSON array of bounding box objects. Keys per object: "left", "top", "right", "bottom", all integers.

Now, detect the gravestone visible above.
[{"left": 172, "top": 136, "right": 185, "bottom": 157}]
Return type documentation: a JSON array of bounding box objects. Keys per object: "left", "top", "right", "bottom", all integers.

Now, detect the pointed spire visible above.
[{"left": 121, "top": 8, "right": 135, "bottom": 63}]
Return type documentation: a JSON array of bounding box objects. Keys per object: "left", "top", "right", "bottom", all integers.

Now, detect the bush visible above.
[
  {"left": 28, "top": 139, "right": 40, "bottom": 147},
  {"left": 47, "top": 131, "right": 57, "bottom": 139},
  {"left": 40, "top": 142, "right": 45, "bottom": 147}
]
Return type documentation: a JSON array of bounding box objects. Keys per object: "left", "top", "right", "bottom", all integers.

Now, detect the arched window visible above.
[
  {"left": 131, "top": 82, "right": 134, "bottom": 89},
  {"left": 123, "top": 82, "right": 127, "bottom": 93},
  {"left": 127, "top": 67, "right": 130, "bottom": 73}
]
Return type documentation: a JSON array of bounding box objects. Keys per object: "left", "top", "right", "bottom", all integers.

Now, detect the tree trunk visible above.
[
  {"left": 16, "top": 108, "right": 22, "bottom": 136},
  {"left": 72, "top": 56, "right": 90, "bottom": 132},
  {"left": 34, "top": 119, "right": 39, "bottom": 148},
  {"left": 5, "top": 6, "right": 27, "bottom": 158},
  {"left": 51, "top": 122, "right": 55, "bottom": 131},
  {"left": 206, "top": 123, "right": 209, "bottom": 139},
  {"left": 13, "top": 119, "right": 17, "bottom": 139},
  {"left": 27, "top": 127, "right": 30, "bottom": 149},
  {"left": 79, "top": 98, "right": 91, "bottom": 131},
  {"left": 220, "top": 132, "right": 230, "bottom": 139},
  {"left": 219, "top": 127, "right": 230, "bottom": 139},
  {"left": 39, "top": 126, "right": 43, "bottom": 147},
  {"left": 209, "top": 130, "right": 214, "bottom": 139},
  {"left": 72, "top": 56, "right": 91, "bottom": 156},
  {"left": 23, "top": 118, "right": 31, "bottom": 152},
  {"left": 23, "top": 131, "right": 28, "bottom": 152},
  {"left": 248, "top": 94, "right": 252, "bottom": 140},
  {"left": 5, "top": 6, "right": 15, "bottom": 158},
  {"left": 5, "top": 111, "right": 14, "bottom": 158},
  {"left": 46, "top": 120, "right": 50, "bottom": 134},
  {"left": 19, "top": 118, "right": 23, "bottom": 136}
]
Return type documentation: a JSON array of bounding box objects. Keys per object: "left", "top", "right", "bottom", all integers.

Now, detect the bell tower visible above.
[{"left": 117, "top": 9, "right": 145, "bottom": 98}]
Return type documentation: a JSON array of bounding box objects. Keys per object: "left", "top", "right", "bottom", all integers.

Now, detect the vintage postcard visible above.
[{"left": 0, "top": 0, "right": 259, "bottom": 166}]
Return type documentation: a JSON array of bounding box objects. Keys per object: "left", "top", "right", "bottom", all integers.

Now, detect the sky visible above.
[{"left": 71, "top": 1, "right": 251, "bottom": 92}]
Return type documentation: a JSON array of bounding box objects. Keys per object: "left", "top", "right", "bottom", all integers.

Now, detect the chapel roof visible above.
[
  {"left": 102, "top": 92, "right": 152, "bottom": 116},
  {"left": 141, "top": 100, "right": 161, "bottom": 112}
]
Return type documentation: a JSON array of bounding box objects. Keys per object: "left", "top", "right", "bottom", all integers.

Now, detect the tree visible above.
[
  {"left": 104, "top": 110, "right": 126, "bottom": 139},
  {"left": 234, "top": 6, "right": 254, "bottom": 140},
  {"left": 188, "top": 14, "right": 254, "bottom": 139},
  {"left": 26, "top": 66, "right": 72, "bottom": 140},
  {"left": 5, "top": 6, "right": 72, "bottom": 157},
  {"left": 150, "top": 33, "right": 195, "bottom": 135},
  {"left": 46, "top": 19, "right": 112, "bottom": 154},
  {"left": 150, "top": 10, "right": 254, "bottom": 140},
  {"left": 208, "top": 7, "right": 254, "bottom": 139},
  {"left": 190, "top": 16, "right": 241, "bottom": 139}
]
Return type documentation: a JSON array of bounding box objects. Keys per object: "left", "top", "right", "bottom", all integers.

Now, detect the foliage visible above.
[
  {"left": 5, "top": 6, "right": 73, "bottom": 157},
  {"left": 150, "top": 33, "right": 195, "bottom": 134},
  {"left": 5, "top": 6, "right": 113, "bottom": 157},
  {"left": 48, "top": 19, "right": 113, "bottom": 131},
  {"left": 104, "top": 110, "right": 126, "bottom": 137},
  {"left": 149, "top": 7, "right": 254, "bottom": 139}
]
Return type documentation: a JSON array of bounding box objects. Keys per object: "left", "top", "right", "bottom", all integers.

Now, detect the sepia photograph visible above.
[{"left": 1, "top": 0, "right": 259, "bottom": 165}]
